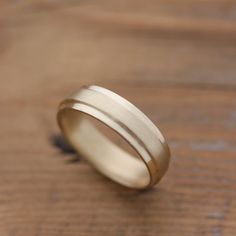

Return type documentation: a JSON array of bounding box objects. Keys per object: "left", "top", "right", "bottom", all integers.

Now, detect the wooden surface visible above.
[{"left": 0, "top": 1, "right": 236, "bottom": 235}]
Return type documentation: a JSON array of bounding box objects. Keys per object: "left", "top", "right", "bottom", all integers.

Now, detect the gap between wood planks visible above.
[{"left": 62, "top": 6, "right": 236, "bottom": 40}]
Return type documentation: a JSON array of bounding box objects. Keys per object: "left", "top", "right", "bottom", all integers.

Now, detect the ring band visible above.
[{"left": 57, "top": 85, "right": 170, "bottom": 189}]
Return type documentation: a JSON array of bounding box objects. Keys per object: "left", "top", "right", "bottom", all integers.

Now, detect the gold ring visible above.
[{"left": 57, "top": 85, "right": 171, "bottom": 189}]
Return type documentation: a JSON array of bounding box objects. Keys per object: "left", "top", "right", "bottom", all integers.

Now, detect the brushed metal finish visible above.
[{"left": 57, "top": 85, "right": 171, "bottom": 189}]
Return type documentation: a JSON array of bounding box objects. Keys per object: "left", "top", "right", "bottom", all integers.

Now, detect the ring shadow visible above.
[{"left": 50, "top": 133, "right": 81, "bottom": 163}]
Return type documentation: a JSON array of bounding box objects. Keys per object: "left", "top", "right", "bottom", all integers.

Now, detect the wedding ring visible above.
[{"left": 57, "top": 85, "right": 170, "bottom": 189}]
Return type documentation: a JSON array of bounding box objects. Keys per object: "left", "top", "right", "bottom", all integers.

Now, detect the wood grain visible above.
[{"left": 0, "top": 1, "right": 236, "bottom": 235}]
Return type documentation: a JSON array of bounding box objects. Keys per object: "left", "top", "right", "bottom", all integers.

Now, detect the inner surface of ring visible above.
[{"left": 60, "top": 109, "right": 150, "bottom": 188}]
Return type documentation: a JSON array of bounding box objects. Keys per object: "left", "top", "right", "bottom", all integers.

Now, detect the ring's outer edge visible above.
[{"left": 57, "top": 85, "right": 171, "bottom": 189}]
